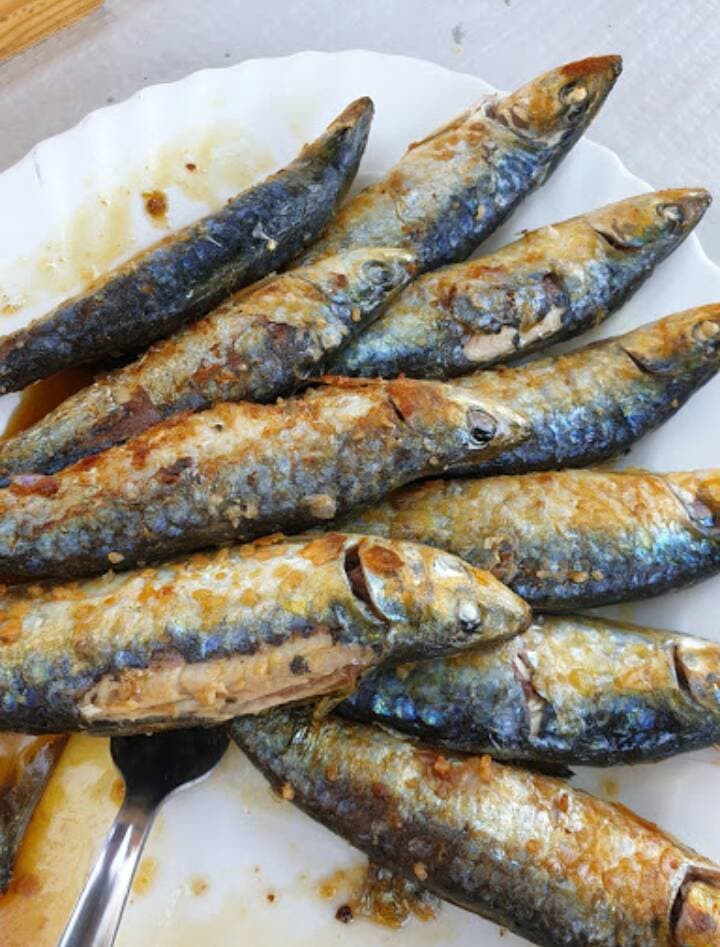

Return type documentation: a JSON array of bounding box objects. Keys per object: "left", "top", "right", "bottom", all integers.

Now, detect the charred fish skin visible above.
[
  {"left": 0, "top": 248, "right": 417, "bottom": 481},
  {"left": 339, "top": 614, "right": 720, "bottom": 767},
  {"left": 0, "top": 378, "right": 527, "bottom": 579},
  {"left": 448, "top": 303, "right": 720, "bottom": 476},
  {"left": 329, "top": 189, "right": 711, "bottom": 380},
  {"left": 231, "top": 708, "right": 720, "bottom": 947},
  {"left": 0, "top": 99, "right": 374, "bottom": 395},
  {"left": 304, "top": 57, "right": 622, "bottom": 272},
  {"left": 340, "top": 467, "right": 720, "bottom": 610},
  {"left": 0, "top": 534, "right": 529, "bottom": 734},
  {"left": 0, "top": 735, "right": 66, "bottom": 891}
]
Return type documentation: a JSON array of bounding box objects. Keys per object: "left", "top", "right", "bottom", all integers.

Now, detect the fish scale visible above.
[
  {"left": 0, "top": 247, "right": 417, "bottom": 480},
  {"left": 0, "top": 377, "right": 527, "bottom": 579},
  {"left": 448, "top": 304, "right": 720, "bottom": 476}
]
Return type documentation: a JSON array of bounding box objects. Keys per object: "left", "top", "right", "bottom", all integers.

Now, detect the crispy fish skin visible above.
[
  {"left": 446, "top": 304, "right": 720, "bottom": 476},
  {"left": 329, "top": 189, "right": 711, "bottom": 379},
  {"left": 0, "top": 99, "right": 374, "bottom": 394},
  {"left": 339, "top": 467, "right": 720, "bottom": 610},
  {"left": 304, "top": 57, "right": 622, "bottom": 271},
  {"left": 0, "top": 734, "right": 66, "bottom": 891},
  {"left": 231, "top": 708, "right": 720, "bottom": 947},
  {"left": 339, "top": 614, "right": 720, "bottom": 766},
  {"left": 0, "top": 534, "right": 530, "bottom": 734},
  {"left": 0, "top": 248, "right": 417, "bottom": 479},
  {"left": 0, "top": 378, "right": 527, "bottom": 579}
]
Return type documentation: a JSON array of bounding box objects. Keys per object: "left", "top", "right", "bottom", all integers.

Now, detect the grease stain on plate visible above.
[
  {"left": 1, "top": 367, "right": 94, "bottom": 438},
  {"left": 133, "top": 857, "right": 159, "bottom": 897},
  {"left": 0, "top": 734, "right": 116, "bottom": 947},
  {"left": 0, "top": 123, "right": 275, "bottom": 335}
]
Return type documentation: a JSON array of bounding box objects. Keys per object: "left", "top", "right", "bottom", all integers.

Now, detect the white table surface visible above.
[{"left": 1, "top": 0, "right": 718, "bottom": 263}]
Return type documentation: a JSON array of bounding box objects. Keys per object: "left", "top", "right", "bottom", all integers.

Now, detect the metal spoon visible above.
[{"left": 58, "top": 727, "right": 229, "bottom": 947}]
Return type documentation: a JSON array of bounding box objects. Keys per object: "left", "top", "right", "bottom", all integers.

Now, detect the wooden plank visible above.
[{"left": 0, "top": 0, "right": 103, "bottom": 63}]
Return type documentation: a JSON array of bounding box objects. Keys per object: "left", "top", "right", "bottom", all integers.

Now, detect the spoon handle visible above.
[{"left": 58, "top": 793, "right": 156, "bottom": 947}]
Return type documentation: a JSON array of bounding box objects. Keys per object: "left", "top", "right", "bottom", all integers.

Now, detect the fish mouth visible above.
[
  {"left": 647, "top": 188, "right": 712, "bottom": 242},
  {"left": 666, "top": 187, "right": 713, "bottom": 224},
  {"left": 555, "top": 54, "right": 622, "bottom": 130},
  {"left": 328, "top": 96, "right": 375, "bottom": 131}
]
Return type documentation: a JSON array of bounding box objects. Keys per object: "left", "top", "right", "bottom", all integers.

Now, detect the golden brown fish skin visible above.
[
  {"left": 0, "top": 734, "right": 66, "bottom": 891},
  {"left": 339, "top": 614, "right": 720, "bottom": 766},
  {"left": 304, "top": 57, "right": 622, "bottom": 271},
  {"left": 0, "top": 534, "right": 529, "bottom": 734},
  {"left": 329, "top": 190, "right": 711, "bottom": 379},
  {"left": 231, "top": 707, "right": 720, "bottom": 947},
  {"left": 339, "top": 467, "right": 720, "bottom": 610},
  {"left": 0, "top": 98, "right": 374, "bottom": 395},
  {"left": 0, "top": 377, "right": 527, "bottom": 580},
  {"left": 0, "top": 248, "right": 417, "bottom": 480},
  {"left": 446, "top": 304, "right": 720, "bottom": 476}
]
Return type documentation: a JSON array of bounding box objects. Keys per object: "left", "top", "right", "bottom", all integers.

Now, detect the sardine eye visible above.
[
  {"left": 362, "top": 261, "right": 398, "bottom": 289},
  {"left": 458, "top": 601, "right": 482, "bottom": 633},
  {"left": 657, "top": 202, "right": 684, "bottom": 233},
  {"left": 467, "top": 408, "right": 497, "bottom": 445},
  {"left": 560, "top": 81, "right": 590, "bottom": 121}
]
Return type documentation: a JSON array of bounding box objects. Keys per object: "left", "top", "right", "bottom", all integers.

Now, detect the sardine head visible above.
[
  {"left": 385, "top": 378, "right": 530, "bottom": 467},
  {"left": 311, "top": 247, "right": 418, "bottom": 317},
  {"left": 621, "top": 304, "right": 720, "bottom": 375},
  {"left": 495, "top": 55, "right": 622, "bottom": 145},
  {"left": 344, "top": 536, "right": 529, "bottom": 661},
  {"left": 586, "top": 189, "right": 711, "bottom": 254}
]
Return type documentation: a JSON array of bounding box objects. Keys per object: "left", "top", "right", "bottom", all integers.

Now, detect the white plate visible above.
[{"left": 0, "top": 51, "right": 719, "bottom": 947}]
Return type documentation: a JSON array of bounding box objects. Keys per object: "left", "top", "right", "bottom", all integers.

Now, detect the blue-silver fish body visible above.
[
  {"left": 0, "top": 378, "right": 527, "bottom": 579},
  {"left": 0, "top": 247, "right": 416, "bottom": 480},
  {"left": 448, "top": 304, "right": 720, "bottom": 476},
  {"left": 0, "top": 734, "right": 66, "bottom": 891},
  {"left": 0, "top": 533, "right": 529, "bottom": 734},
  {"left": 339, "top": 613, "right": 720, "bottom": 767},
  {"left": 339, "top": 467, "right": 720, "bottom": 610},
  {"left": 328, "top": 189, "right": 710, "bottom": 379},
  {"left": 231, "top": 707, "right": 720, "bottom": 946}
]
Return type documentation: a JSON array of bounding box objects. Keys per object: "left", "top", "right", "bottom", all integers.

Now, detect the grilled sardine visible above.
[
  {"left": 232, "top": 708, "right": 720, "bottom": 947},
  {"left": 0, "top": 534, "right": 529, "bottom": 734},
  {"left": 329, "top": 190, "right": 710, "bottom": 379},
  {"left": 304, "top": 57, "right": 622, "bottom": 271}
]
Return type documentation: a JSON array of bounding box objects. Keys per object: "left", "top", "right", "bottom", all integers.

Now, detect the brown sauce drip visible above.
[
  {"left": 142, "top": 189, "right": 169, "bottom": 227},
  {"left": 319, "top": 862, "right": 440, "bottom": 929},
  {"left": 3, "top": 367, "right": 95, "bottom": 439}
]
